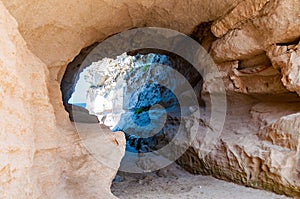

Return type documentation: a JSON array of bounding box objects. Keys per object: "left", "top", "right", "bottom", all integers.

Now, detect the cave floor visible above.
[{"left": 111, "top": 163, "right": 290, "bottom": 199}]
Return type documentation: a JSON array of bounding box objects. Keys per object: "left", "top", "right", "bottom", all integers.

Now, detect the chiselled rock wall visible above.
[{"left": 1, "top": 0, "right": 300, "bottom": 198}]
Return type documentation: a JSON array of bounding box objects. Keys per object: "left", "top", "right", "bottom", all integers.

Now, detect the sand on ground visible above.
[{"left": 111, "top": 164, "right": 291, "bottom": 199}]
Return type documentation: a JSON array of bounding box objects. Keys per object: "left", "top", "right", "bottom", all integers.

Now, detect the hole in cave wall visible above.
[
  {"left": 61, "top": 42, "right": 100, "bottom": 123},
  {"left": 59, "top": 24, "right": 300, "bottom": 197},
  {"left": 61, "top": 22, "right": 220, "bottom": 180},
  {"left": 60, "top": 40, "right": 207, "bottom": 168},
  {"left": 60, "top": 24, "right": 215, "bottom": 179}
]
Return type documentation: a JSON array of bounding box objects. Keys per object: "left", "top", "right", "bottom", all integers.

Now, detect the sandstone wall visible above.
[
  {"left": 1, "top": 0, "right": 300, "bottom": 198},
  {"left": 0, "top": 2, "right": 57, "bottom": 197},
  {"left": 0, "top": 2, "right": 125, "bottom": 198},
  {"left": 192, "top": 0, "right": 300, "bottom": 196},
  {"left": 1, "top": 0, "right": 242, "bottom": 125}
]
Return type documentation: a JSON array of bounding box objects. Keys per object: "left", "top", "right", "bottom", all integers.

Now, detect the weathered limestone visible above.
[
  {"left": 211, "top": 0, "right": 271, "bottom": 38},
  {"left": 0, "top": 2, "right": 125, "bottom": 198},
  {"left": 267, "top": 41, "right": 300, "bottom": 96},
  {"left": 191, "top": 0, "right": 300, "bottom": 196},
  {"left": 1, "top": 0, "right": 300, "bottom": 198},
  {"left": 211, "top": 0, "right": 300, "bottom": 62},
  {"left": 1, "top": 0, "right": 240, "bottom": 72},
  {"left": 0, "top": 2, "right": 56, "bottom": 197}
]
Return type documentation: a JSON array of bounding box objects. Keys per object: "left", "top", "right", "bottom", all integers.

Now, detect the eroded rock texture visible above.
[
  {"left": 186, "top": 0, "right": 300, "bottom": 197},
  {"left": 1, "top": 0, "right": 300, "bottom": 198},
  {"left": 0, "top": 2, "right": 125, "bottom": 199}
]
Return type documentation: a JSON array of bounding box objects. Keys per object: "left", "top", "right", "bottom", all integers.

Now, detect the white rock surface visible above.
[{"left": 84, "top": 53, "right": 175, "bottom": 129}]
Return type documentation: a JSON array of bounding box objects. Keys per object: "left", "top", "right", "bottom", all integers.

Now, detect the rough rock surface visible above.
[
  {"left": 1, "top": 0, "right": 300, "bottom": 198},
  {"left": 83, "top": 52, "right": 199, "bottom": 163},
  {"left": 189, "top": 0, "right": 300, "bottom": 197},
  {"left": 65, "top": 104, "right": 99, "bottom": 123},
  {"left": 211, "top": 0, "right": 300, "bottom": 62},
  {"left": 267, "top": 41, "right": 300, "bottom": 96},
  {"left": 0, "top": 2, "right": 125, "bottom": 199}
]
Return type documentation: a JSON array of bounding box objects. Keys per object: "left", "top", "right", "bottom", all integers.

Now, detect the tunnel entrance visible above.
[
  {"left": 60, "top": 42, "right": 214, "bottom": 197},
  {"left": 60, "top": 26, "right": 300, "bottom": 197},
  {"left": 61, "top": 46, "right": 205, "bottom": 156}
]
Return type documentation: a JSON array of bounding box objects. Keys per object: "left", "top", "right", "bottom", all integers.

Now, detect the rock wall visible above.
[
  {"left": 0, "top": 2, "right": 125, "bottom": 199},
  {"left": 185, "top": 0, "right": 300, "bottom": 196},
  {"left": 1, "top": 0, "right": 300, "bottom": 198}
]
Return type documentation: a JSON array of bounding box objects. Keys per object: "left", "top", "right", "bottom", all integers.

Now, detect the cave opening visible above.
[
  {"left": 60, "top": 26, "right": 300, "bottom": 198},
  {"left": 61, "top": 45, "right": 206, "bottom": 158},
  {"left": 60, "top": 43, "right": 213, "bottom": 196},
  {"left": 3, "top": 0, "right": 300, "bottom": 197}
]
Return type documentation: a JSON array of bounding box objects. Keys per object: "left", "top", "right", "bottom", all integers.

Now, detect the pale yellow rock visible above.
[
  {"left": 0, "top": 2, "right": 125, "bottom": 198},
  {"left": 211, "top": 0, "right": 271, "bottom": 38},
  {"left": 0, "top": 1, "right": 53, "bottom": 197},
  {"left": 1, "top": 0, "right": 241, "bottom": 127},
  {"left": 267, "top": 41, "right": 300, "bottom": 96},
  {"left": 0, "top": 0, "right": 300, "bottom": 198},
  {"left": 211, "top": 0, "right": 300, "bottom": 62},
  {"left": 191, "top": 98, "right": 300, "bottom": 196},
  {"left": 260, "top": 113, "right": 300, "bottom": 151},
  {"left": 2, "top": 0, "right": 240, "bottom": 73}
]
